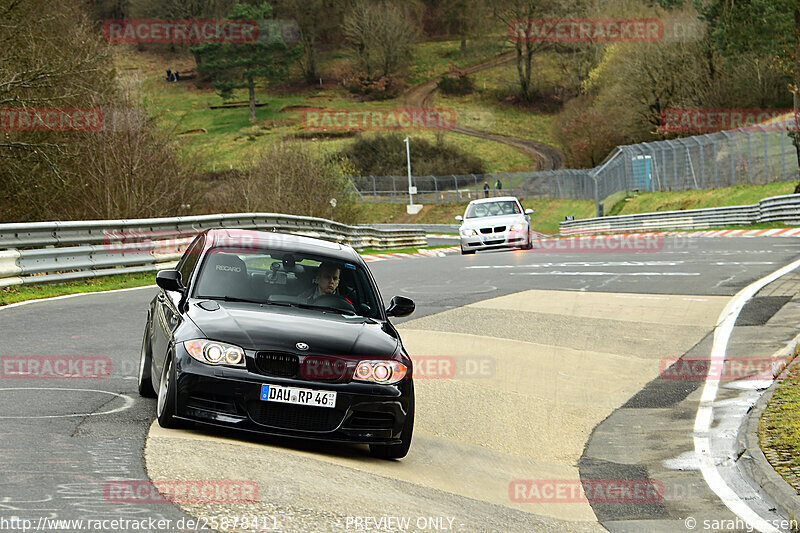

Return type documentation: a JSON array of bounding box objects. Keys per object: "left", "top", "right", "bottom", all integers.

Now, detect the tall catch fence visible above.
[{"left": 350, "top": 119, "right": 799, "bottom": 215}]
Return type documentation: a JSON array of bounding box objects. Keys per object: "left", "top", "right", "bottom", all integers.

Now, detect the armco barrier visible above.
[
  {"left": 559, "top": 194, "right": 800, "bottom": 235},
  {"left": 367, "top": 223, "right": 459, "bottom": 234},
  {"left": 0, "top": 213, "right": 426, "bottom": 288}
]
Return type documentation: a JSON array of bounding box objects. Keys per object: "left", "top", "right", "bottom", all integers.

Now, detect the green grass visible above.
[
  {"left": 760, "top": 354, "right": 800, "bottom": 475},
  {"left": 359, "top": 244, "right": 455, "bottom": 255},
  {"left": 309, "top": 129, "right": 533, "bottom": 173},
  {"left": 355, "top": 181, "right": 800, "bottom": 235},
  {"left": 0, "top": 271, "right": 158, "bottom": 307},
  {"left": 120, "top": 46, "right": 534, "bottom": 173},
  {"left": 356, "top": 198, "right": 595, "bottom": 236},
  {"left": 407, "top": 38, "right": 508, "bottom": 85},
  {"left": 613, "top": 182, "right": 798, "bottom": 216}
]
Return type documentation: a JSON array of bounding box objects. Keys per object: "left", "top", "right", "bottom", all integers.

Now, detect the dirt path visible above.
[{"left": 402, "top": 52, "right": 565, "bottom": 171}]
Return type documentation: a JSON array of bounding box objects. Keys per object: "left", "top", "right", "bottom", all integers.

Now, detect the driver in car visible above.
[{"left": 301, "top": 262, "right": 343, "bottom": 302}]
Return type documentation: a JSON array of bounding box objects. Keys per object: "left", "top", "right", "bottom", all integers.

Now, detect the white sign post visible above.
[{"left": 403, "top": 137, "right": 422, "bottom": 214}]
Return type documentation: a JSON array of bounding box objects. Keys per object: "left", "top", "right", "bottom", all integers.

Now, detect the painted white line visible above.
[
  {"left": 694, "top": 256, "right": 800, "bottom": 533},
  {"left": 510, "top": 271, "right": 700, "bottom": 276},
  {"left": 0, "top": 388, "right": 134, "bottom": 418},
  {"left": 0, "top": 284, "right": 157, "bottom": 311}
]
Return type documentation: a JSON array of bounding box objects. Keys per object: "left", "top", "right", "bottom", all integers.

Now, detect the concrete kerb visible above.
[{"left": 737, "top": 336, "right": 800, "bottom": 522}]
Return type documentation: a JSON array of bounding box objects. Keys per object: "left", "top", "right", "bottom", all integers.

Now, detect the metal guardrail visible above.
[
  {"left": 366, "top": 223, "right": 459, "bottom": 234},
  {"left": 0, "top": 213, "right": 427, "bottom": 288},
  {"left": 559, "top": 194, "right": 800, "bottom": 235}
]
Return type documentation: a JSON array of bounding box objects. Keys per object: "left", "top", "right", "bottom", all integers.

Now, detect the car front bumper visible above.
[
  {"left": 460, "top": 229, "right": 528, "bottom": 251},
  {"left": 172, "top": 347, "right": 412, "bottom": 445}
]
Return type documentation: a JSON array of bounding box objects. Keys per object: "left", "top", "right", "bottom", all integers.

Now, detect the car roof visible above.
[
  {"left": 202, "top": 228, "right": 361, "bottom": 262},
  {"left": 467, "top": 196, "right": 521, "bottom": 205}
]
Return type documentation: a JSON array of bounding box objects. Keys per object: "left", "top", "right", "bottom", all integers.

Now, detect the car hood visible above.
[
  {"left": 186, "top": 300, "right": 399, "bottom": 356},
  {"left": 460, "top": 214, "right": 526, "bottom": 229}
]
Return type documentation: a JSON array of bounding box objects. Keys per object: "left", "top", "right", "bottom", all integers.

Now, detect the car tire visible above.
[
  {"left": 523, "top": 229, "right": 533, "bottom": 250},
  {"left": 156, "top": 353, "right": 181, "bottom": 428},
  {"left": 137, "top": 320, "right": 156, "bottom": 397},
  {"left": 369, "top": 385, "right": 414, "bottom": 460},
  {"left": 461, "top": 246, "right": 476, "bottom": 255}
]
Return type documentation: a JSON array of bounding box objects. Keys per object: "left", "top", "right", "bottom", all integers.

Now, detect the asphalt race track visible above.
[{"left": 2, "top": 235, "right": 800, "bottom": 532}]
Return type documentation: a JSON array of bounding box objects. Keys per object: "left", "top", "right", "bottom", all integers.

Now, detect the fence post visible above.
[
  {"left": 782, "top": 128, "right": 787, "bottom": 179},
  {"left": 746, "top": 130, "right": 753, "bottom": 184},
  {"left": 761, "top": 128, "right": 768, "bottom": 182},
  {"left": 672, "top": 142, "right": 678, "bottom": 190},
  {"left": 432, "top": 175, "right": 439, "bottom": 202},
  {"left": 391, "top": 176, "right": 397, "bottom": 201},
  {"left": 694, "top": 137, "right": 705, "bottom": 189},
  {"left": 722, "top": 131, "right": 735, "bottom": 186},
  {"left": 371, "top": 176, "right": 377, "bottom": 200}
]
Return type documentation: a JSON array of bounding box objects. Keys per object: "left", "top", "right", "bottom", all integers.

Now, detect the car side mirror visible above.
[
  {"left": 525, "top": 209, "right": 534, "bottom": 215},
  {"left": 156, "top": 270, "right": 184, "bottom": 292},
  {"left": 455, "top": 215, "right": 463, "bottom": 222},
  {"left": 386, "top": 296, "right": 415, "bottom": 318}
]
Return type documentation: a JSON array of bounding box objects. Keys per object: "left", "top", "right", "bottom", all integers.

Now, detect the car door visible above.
[{"left": 152, "top": 235, "right": 203, "bottom": 383}]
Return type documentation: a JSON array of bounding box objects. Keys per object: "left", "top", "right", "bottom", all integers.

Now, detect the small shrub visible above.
[
  {"left": 339, "top": 133, "right": 485, "bottom": 176},
  {"left": 437, "top": 74, "right": 473, "bottom": 96},
  {"left": 342, "top": 71, "right": 402, "bottom": 100}
]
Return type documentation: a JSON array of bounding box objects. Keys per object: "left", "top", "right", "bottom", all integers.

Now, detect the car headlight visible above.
[
  {"left": 184, "top": 339, "right": 245, "bottom": 367},
  {"left": 510, "top": 223, "right": 526, "bottom": 231},
  {"left": 461, "top": 228, "right": 477, "bottom": 237},
  {"left": 353, "top": 360, "right": 407, "bottom": 384}
]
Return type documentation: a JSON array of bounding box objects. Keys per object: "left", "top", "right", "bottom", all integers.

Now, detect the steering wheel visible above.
[{"left": 312, "top": 293, "right": 357, "bottom": 314}]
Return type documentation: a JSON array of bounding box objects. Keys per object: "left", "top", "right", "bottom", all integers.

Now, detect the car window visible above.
[
  {"left": 466, "top": 201, "right": 521, "bottom": 218},
  {"left": 177, "top": 235, "right": 204, "bottom": 286},
  {"left": 194, "top": 247, "right": 381, "bottom": 319}
]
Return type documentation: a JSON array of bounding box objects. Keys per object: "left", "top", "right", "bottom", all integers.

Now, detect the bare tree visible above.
[
  {"left": 129, "top": 0, "right": 235, "bottom": 19},
  {"left": 342, "top": 0, "right": 419, "bottom": 78},
  {"left": 0, "top": 0, "right": 203, "bottom": 221},
  {"left": 204, "top": 141, "right": 359, "bottom": 223},
  {"left": 440, "top": 0, "right": 487, "bottom": 54},
  {"left": 273, "top": 0, "right": 346, "bottom": 83}
]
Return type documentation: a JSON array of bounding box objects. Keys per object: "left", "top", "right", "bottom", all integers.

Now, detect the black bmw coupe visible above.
[{"left": 138, "top": 229, "right": 416, "bottom": 459}]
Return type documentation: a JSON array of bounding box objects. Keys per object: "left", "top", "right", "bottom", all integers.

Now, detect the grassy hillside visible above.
[
  {"left": 358, "top": 198, "right": 596, "bottom": 235},
  {"left": 610, "top": 182, "right": 798, "bottom": 216},
  {"left": 117, "top": 39, "right": 560, "bottom": 173},
  {"left": 358, "top": 181, "right": 800, "bottom": 234}
]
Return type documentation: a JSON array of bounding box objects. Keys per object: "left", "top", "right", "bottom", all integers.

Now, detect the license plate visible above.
[{"left": 260, "top": 384, "right": 336, "bottom": 408}]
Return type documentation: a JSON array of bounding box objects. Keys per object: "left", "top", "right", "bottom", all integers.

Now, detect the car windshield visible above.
[
  {"left": 194, "top": 247, "right": 381, "bottom": 319},
  {"left": 465, "top": 200, "right": 521, "bottom": 218}
]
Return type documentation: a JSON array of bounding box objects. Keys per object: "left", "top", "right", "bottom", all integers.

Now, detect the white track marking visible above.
[
  {"left": 510, "top": 271, "right": 700, "bottom": 276},
  {"left": 694, "top": 257, "right": 800, "bottom": 533},
  {"left": 0, "top": 388, "right": 134, "bottom": 418}
]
